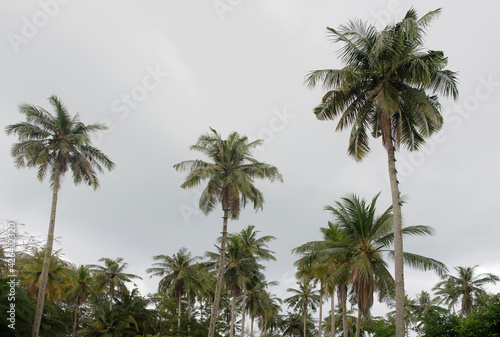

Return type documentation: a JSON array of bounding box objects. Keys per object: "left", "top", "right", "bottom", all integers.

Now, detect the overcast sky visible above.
[{"left": 2, "top": 0, "right": 500, "bottom": 320}]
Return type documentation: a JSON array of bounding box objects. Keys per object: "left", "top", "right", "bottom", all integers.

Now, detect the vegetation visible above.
[
  {"left": 5, "top": 95, "right": 115, "bottom": 336},
  {"left": 6, "top": 7, "right": 499, "bottom": 337},
  {"left": 305, "top": 8, "right": 459, "bottom": 336}
]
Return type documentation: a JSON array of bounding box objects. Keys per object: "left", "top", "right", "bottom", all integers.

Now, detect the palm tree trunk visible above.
[
  {"left": 31, "top": 165, "right": 60, "bottom": 337},
  {"left": 303, "top": 303, "right": 307, "bottom": 337},
  {"left": 188, "top": 297, "right": 193, "bottom": 337},
  {"left": 178, "top": 291, "right": 182, "bottom": 330},
  {"left": 109, "top": 282, "right": 114, "bottom": 311},
  {"left": 72, "top": 302, "right": 79, "bottom": 337},
  {"left": 355, "top": 307, "right": 362, "bottom": 337},
  {"left": 330, "top": 293, "right": 335, "bottom": 337},
  {"left": 318, "top": 280, "right": 323, "bottom": 337},
  {"left": 240, "top": 286, "right": 247, "bottom": 337},
  {"left": 208, "top": 207, "right": 230, "bottom": 337},
  {"left": 250, "top": 314, "right": 254, "bottom": 337},
  {"left": 340, "top": 285, "right": 348, "bottom": 337},
  {"left": 386, "top": 139, "right": 405, "bottom": 337},
  {"left": 230, "top": 290, "right": 237, "bottom": 337}
]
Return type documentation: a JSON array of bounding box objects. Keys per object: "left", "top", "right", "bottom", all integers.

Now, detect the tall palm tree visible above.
[
  {"left": 174, "top": 128, "right": 282, "bottom": 337},
  {"left": 66, "top": 264, "right": 97, "bottom": 337},
  {"left": 147, "top": 248, "right": 203, "bottom": 331},
  {"left": 5, "top": 95, "right": 115, "bottom": 336},
  {"left": 90, "top": 257, "right": 142, "bottom": 311},
  {"left": 433, "top": 265, "right": 499, "bottom": 316},
  {"left": 305, "top": 9, "right": 458, "bottom": 336},
  {"left": 285, "top": 279, "right": 320, "bottom": 337}
]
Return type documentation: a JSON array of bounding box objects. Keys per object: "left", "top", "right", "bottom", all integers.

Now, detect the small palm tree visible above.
[
  {"left": 285, "top": 279, "right": 320, "bottom": 337},
  {"left": 305, "top": 9, "right": 458, "bottom": 337},
  {"left": 295, "top": 194, "right": 447, "bottom": 337},
  {"left": 90, "top": 257, "right": 142, "bottom": 311},
  {"left": 17, "top": 248, "right": 70, "bottom": 304},
  {"left": 146, "top": 247, "right": 203, "bottom": 330},
  {"left": 230, "top": 225, "right": 277, "bottom": 337},
  {"left": 66, "top": 264, "right": 97, "bottom": 337},
  {"left": 5, "top": 95, "right": 115, "bottom": 337},
  {"left": 174, "top": 128, "right": 282, "bottom": 337},
  {"left": 433, "top": 266, "right": 499, "bottom": 316}
]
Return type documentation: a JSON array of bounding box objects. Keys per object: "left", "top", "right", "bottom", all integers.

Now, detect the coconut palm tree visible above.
[
  {"left": 66, "top": 264, "right": 97, "bottom": 337},
  {"left": 17, "top": 248, "right": 70, "bottom": 304},
  {"left": 433, "top": 266, "right": 499, "bottom": 316},
  {"left": 285, "top": 279, "right": 320, "bottom": 337},
  {"left": 90, "top": 257, "right": 142, "bottom": 311},
  {"left": 206, "top": 235, "right": 263, "bottom": 337},
  {"left": 294, "top": 222, "right": 351, "bottom": 337},
  {"left": 295, "top": 194, "right": 447, "bottom": 337},
  {"left": 147, "top": 248, "right": 204, "bottom": 331},
  {"left": 305, "top": 9, "right": 458, "bottom": 336},
  {"left": 5, "top": 95, "right": 115, "bottom": 337},
  {"left": 174, "top": 128, "right": 282, "bottom": 337},
  {"left": 230, "top": 225, "right": 277, "bottom": 337},
  {"left": 281, "top": 311, "right": 316, "bottom": 337},
  {"left": 114, "top": 288, "right": 153, "bottom": 334}
]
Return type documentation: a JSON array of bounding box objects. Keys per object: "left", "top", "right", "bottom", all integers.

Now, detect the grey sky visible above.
[{"left": 1, "top": 0, "right": 500, "bottom": 321}]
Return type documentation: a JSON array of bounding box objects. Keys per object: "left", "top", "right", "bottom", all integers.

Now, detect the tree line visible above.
[{"left": 1, "top": 221, "right": 499, "bottom": 336}]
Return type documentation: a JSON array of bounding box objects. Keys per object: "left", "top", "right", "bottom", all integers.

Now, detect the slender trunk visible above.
[
  {"left": 303, "top": 303, "right": 307, "bottom": 337},
  {"left": 230, "top": 289, "right": 237, "bottom": 337},
  {"left": 340, "top": 285, "right": 348, "bottom": 337},
  {"left": 355, "top": 307, "right": 362, "bottom": 337},
  {"left": 240, "top": 286, "right": 247, "bottom": 337},
  {"left": 178, "top": 291, "right": 182, "bottom": 330},
  {"left": 31, "top": 166, "right": 60, "bottom": 337},
  {"left": 109, "top": 280, "right": 114, "bottom": 311},
  {"left": 330, "top": 293, "right": 335, "bottom": 337},
  {"left": 250, "top": 314, "right": 254, "bottom": 337},
  {"left": 72, "top": 301, "right": 79, "bottom": 337},
  {"left": 318, "top": 280, "right": 323, "bottom": 337},
  {"left": 208, "top": 208, "right": 230, "bottom": 337},
  {"left": 386, "top": 140, "right": 405, "bottom": 337},
  {"left": 188, "top": 297, "right": 192, "bottom": 337}
]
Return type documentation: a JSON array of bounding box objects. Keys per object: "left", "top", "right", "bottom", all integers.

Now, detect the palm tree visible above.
[
  {"left": 231, "top": 225, "right": 277, "bottom": 337},
  {"left": 66, "top": 264, "right": 97, "bottom": 337},
  {"left": 433, "top": 266, "right": 499, "bottom": 316},
  {"left": 296, "top": 194, "right": 447, "bottom": 337},
  {"left": 90, "top": 257, "right": 142, "bottom": 311},
  {"left": 114, "top": 288, "right": 153, "bottom": 334},
  {"left": 147, "top": 248, "right": 203, "bottom": 331},
  {"left": 410, "top": 291, "right": 440, "bottom": 330},
  {"left": 17, "top": 248, "right": 70, "bottom": 304},
  {"left": 207, "top": 235, "right": 262, "bottom": 337},
  {"left": 5, "top": 95, "right": 115, "bottom": 336},
  {"left": 294, "top": 222, "right": 351, "bottom": 337},
  {"left": 305, "top": 9, "right": 458, "bottom": 336},
  {"left": 285, "top": 279, "right": 320, "bottom": 337},
  {"left": 174, "top": 128, "right": 282, "bottom": 337},
  {"left": 281, "top": 311, "right": 316, "bottom": 337}
]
